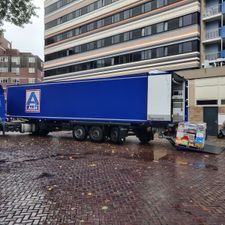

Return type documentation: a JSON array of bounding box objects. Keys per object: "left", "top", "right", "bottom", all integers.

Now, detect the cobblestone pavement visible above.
[{"left": 0, "top": 132, "right": 225, "bottom": 225}]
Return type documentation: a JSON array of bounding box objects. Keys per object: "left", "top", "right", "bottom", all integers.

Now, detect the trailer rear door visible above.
[{"left": 147, "top": 74, "right": 172, "bottom": 122}]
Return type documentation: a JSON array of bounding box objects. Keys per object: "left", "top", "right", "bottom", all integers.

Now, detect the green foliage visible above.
[{"left": 0, "top": 0, "right": 38, "bottom": 27}]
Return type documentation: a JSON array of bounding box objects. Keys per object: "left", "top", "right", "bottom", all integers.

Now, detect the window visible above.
[
  {"left": 157, "top": 0, "right": 165, "bottom": 8},
  {"left": 221, "top": 100, "right": 225, "bottom": 105},
  {"left": 28, "top": 78, "right": 36, "bottom": 84},
  {"left": 132, "top": 29, "right": 142, "bottom": 39},
  {"left": 97, "top": 39, "right": 104, "bottom": 48},
  {"left": 11, "top": 67, "right": 20, "bottom": 75},
  {"left": 29, "top": 68, "right": 35, "bottom": 73},
  {"left": 87, "top": 23, "right": 95, "bottom": 31},
  {"left": 197, "top": 100, "right": 218, "bottom": 105},
  {"left": 167, "top": 18, "right": 180, "bottom": 30},
  {"left": 131, "top": 52, "right": 142, "bottom": 62},
  {"left": 144, "top": 26, "right": 152, "bottom": 36},
  {"left": 112, "top": 35, "right": 120, "bottom": 44},
  {"left": 166, "top": 44, "right": 179, "bottom": 56},
  {"left": 11, "top": 57, "right": 20, "bottom": 65},
  {"left": 123, "top": 10, "right": 131, "bottom": 20},
  {"left": 104, "top": 37, "right": 112, "bottom": 46},
  {"left": 104, "top": 58, "right": 112, "bottom": 67},
  {"left": 132, "top": 5, "right": 142, "bottom": 17},
  {"left": 87, "top": 3, "right": 95, "bottom": 12},
  {"left": 87, "top": 42, "right": 95, "bottom": 51},
  {"left": 0, "top": 67, "right": 8, "bottom": 72},
  {"left": 28, "top": 57, "right": 36, "bottom": 63},
  {"left": 183, "top": 14, "right": 192, "bottom": 26},
  {"left": 144, "top": 2, "right": 152, "bottom": 12},
  {"left": 104, "top": 16, "right": 112, "bottom": 26},
  {"left": 113, "top": 13, "right": 120, "bottom": 23},
  {"left": 74, "top": 46, "right": 81, "bottom": 53},
  {"left": 96, "top": 59, "right": 105, "bottom": 68},
  {"left": 97, "top": 19, "right": 104, "bottom": 28},
  {"left": 182, "top": 42, "right": 192, "bottom": 53},
  {"left": 156, "top": 47, "right": 164, "bottom": 57},
  {"left": 142, "top": 49, "right": 152, "bottom": 60},
  {"left": 0, "top": 57, "right": 8, "bottom": 62},
  {"left": 80, "top": 25, "right": 87, "bottom": 33},
  {"left": 156, "top": 23, "right": 164, "bottom": 33},
  {"left": 81, "top": 6, "right": 88, "bottom": 15},
  {"left": 192, "top": 12, "right": 198, "bottom": 24},
  {"left": 123, "top": 32, "right": 130, "bottom": 41}
]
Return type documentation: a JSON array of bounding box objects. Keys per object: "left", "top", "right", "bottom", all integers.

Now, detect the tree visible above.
[{"left": 0, "top": 0, "right": 38, "bottom": 28}]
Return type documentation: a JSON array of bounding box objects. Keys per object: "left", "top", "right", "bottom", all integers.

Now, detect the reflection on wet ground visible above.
[{"left": 0, "top": 132, "right": 225, "bottom": 225}]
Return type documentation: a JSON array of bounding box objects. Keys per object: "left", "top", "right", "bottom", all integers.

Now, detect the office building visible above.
[{"left": 44, "top": 0, "right": 201, "bottom": 81}]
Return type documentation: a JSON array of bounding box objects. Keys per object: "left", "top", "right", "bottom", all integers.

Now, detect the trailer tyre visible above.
[
  {"left": 110, "top": 127, "right": 125, "bottom": 144},
  {"left": 89, "top": 126, "right": 104, "bottom": 143},
  {"left": 73, "top": 126, "right": 87, "bottom": 141}
]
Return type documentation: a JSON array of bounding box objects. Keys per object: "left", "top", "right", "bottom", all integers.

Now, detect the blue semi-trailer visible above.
[{"left": 0, "top": 72, "right": 187, "bottom": 144}]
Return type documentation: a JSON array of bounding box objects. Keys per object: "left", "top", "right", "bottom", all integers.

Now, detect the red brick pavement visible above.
[{"left": 0, "top": 133, "right": 225, "bottom": 225}]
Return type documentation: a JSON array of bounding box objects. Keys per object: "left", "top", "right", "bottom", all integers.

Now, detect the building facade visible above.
[
  {"left": 44, "top": 0, "right": 225, "bottom": 135},
  {"left": 44, "top": 0, "right": 201, "bottom": 82},
  {"left": 201, "top": 0, "right": 225, "bottom": 67},
  {"left": 177, "top": 0, "right": 225, "bottom": 136},
  {"left": 0, "top": 34, "right": 43, "bottom": 90}
]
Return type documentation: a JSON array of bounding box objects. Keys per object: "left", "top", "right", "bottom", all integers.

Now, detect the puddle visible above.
[
  {"left": 0, "top": 159, "right": 7, "bottom": 164},
  {"left": 193, "top": 160, "right": 205, "bottom": 169},
  {"left": 35, "top": 172, "right": 55, "bottom": 179},
  {"left": 192, "top": 159, "right": 218, "bottom": 170},
  {"left": 130, "top": 149, "right": 169, "bottom": 162}
]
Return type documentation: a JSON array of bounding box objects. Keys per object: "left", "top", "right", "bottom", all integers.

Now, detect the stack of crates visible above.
[{"left": 176, "top": 122, "right": 207, "bottom": 150}]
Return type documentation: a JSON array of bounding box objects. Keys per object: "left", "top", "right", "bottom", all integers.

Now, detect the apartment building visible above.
[
  {"left": 176, "top": 0, "right": 225, "bottom": 136},
  {"left": 201, "top": 0, "right": 225, "bottom": 67},
  {"left": 0, "top": 34, "right": 43, "bottom": 90},
  {"left": 44, "top": 0, "right": 201, "bottom": 82}
]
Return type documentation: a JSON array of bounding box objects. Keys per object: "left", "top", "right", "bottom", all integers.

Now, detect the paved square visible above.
[{"left": 0, "top": 132, "right": 225, "bottom": 225}]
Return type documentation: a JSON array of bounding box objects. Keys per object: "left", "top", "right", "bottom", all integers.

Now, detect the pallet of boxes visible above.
[{"left": 175, "top": 122, "right": 207, "bottom": 151}]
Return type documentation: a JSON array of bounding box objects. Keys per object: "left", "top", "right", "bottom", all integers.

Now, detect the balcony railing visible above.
[
  {"left": 204, "top": 5, "right": 221, "bottom": 18},
  {"left": 205, "top": 52, "right": 221, "bottom": 61},
  {"left": 205, "top": 29, "right": 221, "bottom": 40}
]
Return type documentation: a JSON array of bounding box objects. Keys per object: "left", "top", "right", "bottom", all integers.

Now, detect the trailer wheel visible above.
[
  {"left": 89, "top": 126, "right": 104, "bottom": 143},
  {"left": 73, "top": 126, "right": 87, "bottom": 141},
  {"left": 137, "top": 130, "right": 153, "bottom": 144},
  {"left": 110, "top": 127, "right": 125, "bottom": 144}
]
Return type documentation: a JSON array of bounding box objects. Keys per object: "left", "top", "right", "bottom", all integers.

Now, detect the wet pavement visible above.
[{"left": 0, "top": 132, "right": 225, "bottom": 225}]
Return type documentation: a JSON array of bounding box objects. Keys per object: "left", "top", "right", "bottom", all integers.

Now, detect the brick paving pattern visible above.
[{"left": 0, "top": 132, "right": 225, "bottom": 225}]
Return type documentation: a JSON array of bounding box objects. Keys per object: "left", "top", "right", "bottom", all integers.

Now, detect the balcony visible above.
[
  {"left": 205, "top": 29, "right": 220, "bottom": 40},
  {"left": 203, "top": 29, "right": 221, "bottom": 43},
  {"left": 205, "top": 52, "right": 221, "bottom": 61},
  {"left": 203, "top": 5, "right": 221, "bottom": 20}
]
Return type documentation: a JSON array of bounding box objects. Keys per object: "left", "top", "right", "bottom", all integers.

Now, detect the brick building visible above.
[{"left": 0, "top": 33, "right": 43, "bottom": 91}]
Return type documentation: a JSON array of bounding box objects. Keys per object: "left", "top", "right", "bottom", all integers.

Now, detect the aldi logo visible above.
[{"left": 25, "top": 89, "right": 41, "bottom": 113}]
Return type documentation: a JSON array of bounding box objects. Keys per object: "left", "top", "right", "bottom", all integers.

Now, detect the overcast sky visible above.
[{"left": 3, "top": 0, "right": 44, "bottom": 60}]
